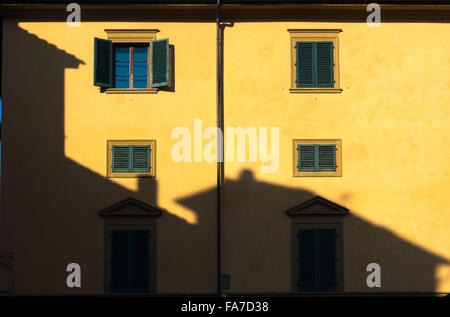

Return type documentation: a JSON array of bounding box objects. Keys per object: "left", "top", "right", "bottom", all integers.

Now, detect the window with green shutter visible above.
[
  {"left": 288, "top": 196, "right": 347, "bottom": 293},
  {"left": 289, "top": 29, "right": 342, "bottom": 93},
  {"left": 110, "top": 229, "right": 151, "bottom": 293},
  {"left": 112, "top": 145, "right": 150, "bottom": 173},
  {"left": 297, "top": 228, "right": 337, "bottom": 292},
  {"left": 293, "top": 139, "right": 342, "bottom": 176},
  {"left": 297, "top": 144, "right": 336, "bottom": 172},
  {"left": 295, "top": 41, "right": 334, "bottom": 88},
  {"left": 94, "top": 34, "right": 170, "bottom": 91},
  {"left": 108, "top": 140, "right": 156, "bottom": 177}
]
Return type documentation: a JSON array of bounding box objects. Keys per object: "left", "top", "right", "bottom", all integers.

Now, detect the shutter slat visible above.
[
  {"left": 94, "top": 38, "right": 113, "bottom": 88},
  {"left": 316, "top": 42, "right": 334, "bottom": 88},
  {"left": 151, "top": 39, "right": 169, "bottom": 88}
]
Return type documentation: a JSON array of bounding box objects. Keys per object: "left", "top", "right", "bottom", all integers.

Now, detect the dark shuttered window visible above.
[
  {"left": 297, "top": 144, "right": 336, "bottom": 172},
  {"left": 297, "top": 228, "right": 337, "bottom": 292},
  {"left": 296, "top": 41, "right": 334, "bottom": 88},
  {"left": 112, "top": 145, "right": 151, "bottom": 173},
  {"left": 111, "top": 229, "right": 151, "bottom": 293}
]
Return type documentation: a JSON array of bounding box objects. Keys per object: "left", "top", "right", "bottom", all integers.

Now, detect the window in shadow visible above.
[{"left": 177, "top": 169, "right": 449, "bottom": 293}]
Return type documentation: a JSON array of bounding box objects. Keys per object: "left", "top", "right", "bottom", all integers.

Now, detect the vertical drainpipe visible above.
[{"left": 216, "top": 0, "right": 223, "bottom": 296}]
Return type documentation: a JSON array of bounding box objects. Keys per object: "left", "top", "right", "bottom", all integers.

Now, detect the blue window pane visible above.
[
  {"left": 133, "top": 47, "right": 148, "bottom": 88},
  {"left": 113, "top": 45, "right": 149, "bottom": 89},
  {"left": 115, "top": 62, "right": 129, "bottom": 77},
  {"left": 115, "top": 47, "right": 129, "bottom": 62},
  {"left": 115, "top": 77, "right": 130, "bottom": 88},
  {"left": 133, "top": 62, "right": 148, "bottom": 76},
  {"left": 133, "top": 47, "right": 148, "bottom": 61},
  {"left": 133, "top": 77, "right": 148, "bottom": 89}
]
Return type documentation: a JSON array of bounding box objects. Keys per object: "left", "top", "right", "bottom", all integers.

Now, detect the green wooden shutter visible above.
[
  {"left": 316, "top": 42, "right": 334, "bottom": 88},
  {"left": 298, "top": 145, "right": 316, "bottom": 171},
  {"left": 318, "top": 144, "right": 336, "bottom": 171},
  {"left": 110, "top": 230, "right": 129, "bottom": 293},
  {"left": 131, "top": 145, "right": 150, "bottom": 172},
  {"left": 111, "top": 230, "right": 151, "bottom": 293},
  {"left": 112, "top": 145, "right": 130, "bottom": 172},
  {"left": 318, "top": 229, "right": 337, "bottom": 291},
  {"left": 130, "top": 230, "right": 150, "bottom": 292},
  {"left": 151, "top": 38, "right": 169, "bottom": 88},
  {"left": 296, "top": 42, "right": 314, "bottom": 88},
  {"left": 94, "top": 38, "right": 113, "bottom": 88},
  {"left": 298, "top": 229, "right": 317, "bottom": 291}
]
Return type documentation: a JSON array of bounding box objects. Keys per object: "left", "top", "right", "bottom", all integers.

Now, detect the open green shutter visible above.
[
  {"left": 131, "top": 145, "right": 151, "bottom": 172},
  {"left": 298, "top": 229, "right": 317, "bottom": 291},
  {"left": 318, "top": 144, "right": 336, "bottom": 171},
  {"left": 94, "top": 38, "right": 113, "bottom": 88},
  {"left": 298, "top": 145, "right": 316, "bottom": 171},
  {"left": 110, "top": 230, "right": 129, "bottom": 292},
  {"left": 318, "top": 229, "right": 337, "bottom": 291},
  {"left": 296, "top": 42, "right": 315, "bottom": 88},
  {"left": 130, "top": 230, "right": 150, "bottom": 292},
  {"left": 316, "top": 42, "right": 334, "bottom": 88},
  {"left": 151, "top": 38, "right": 169, "bottom": 88}
]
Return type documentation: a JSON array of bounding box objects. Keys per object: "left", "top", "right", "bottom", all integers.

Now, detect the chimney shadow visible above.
[{"left": 177, "top": 169, "right": 449, "bottom": 293}]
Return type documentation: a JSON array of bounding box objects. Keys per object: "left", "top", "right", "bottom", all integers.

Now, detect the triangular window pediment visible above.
[
  {"left": 286, "top": 196, "right": 349, "bottom": 216},
  {"left": 99, "top": 197, "right": 163, "bottom": 217}
]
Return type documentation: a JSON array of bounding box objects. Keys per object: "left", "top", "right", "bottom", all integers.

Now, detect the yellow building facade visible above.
[{"left": 0, "top": 2, "right": 449, "bottom": 294}]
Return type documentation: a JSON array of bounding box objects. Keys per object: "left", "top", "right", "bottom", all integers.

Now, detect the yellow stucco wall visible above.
[
  {"left": 1, "top": 16, "right": 449, "bottom": 293},
  {"left": 222, "top": 22, "right": 450, "bottom": 292}
]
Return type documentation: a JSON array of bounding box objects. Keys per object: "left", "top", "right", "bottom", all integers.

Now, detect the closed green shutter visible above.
[
  {"left": 298, "top": 228, "right": 337, "bottom": 292},
  {"left": 298, "top": 144, "right": 336, "bottom": 172},
  {"left": 318, "top": 144, "right": 336, "bottom": 171},
  {"left": 151, "top": 38, "right": 169, "bottom": 88},
  {"left": 296, "top": 42, "right": 314, "bottom": 88},
  {"left": 318, "top": 229, "right": 337, "bottom": 291},
  {"left": 94, "top": 38, "right": 113, "bottom": 88},
  {"left": 298, "top": 145, "right": 316, "bottom": 171},
  {"left": 130, "top": 230, "right": 150, "bottom": 292},
  {"left": 298, "top": 229, "right": 317, "bottom": 291},
  {"left": 112, "top": 145, "right": 130, "bottom": 172},
  {"left": 112, "top": 145, "right": 151, "bottom": 173},
  {"left": 316, "top": 42, "right": 334, "bottom": 88},
  {"left": 111, "top": 230, "right": 150, "bottom": 293},
  {"left": 296, "top": 41, "right": 334, "bottom": 88},
  {"left": 132, "top": 145, "right": 151, "bottom": 172},
  {"left": 110, "top": 230, "right": 129, "bottom": 293}
]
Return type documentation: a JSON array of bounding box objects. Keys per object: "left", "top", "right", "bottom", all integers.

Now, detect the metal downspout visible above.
[{"left": 216, "top": 0, "right": 223, "bottom": 296}]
